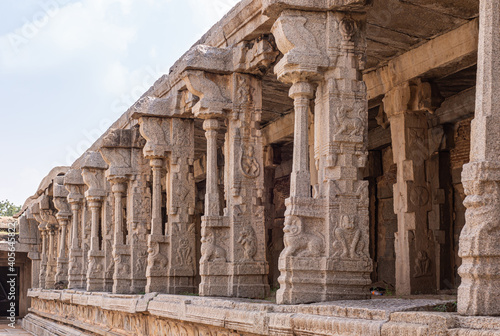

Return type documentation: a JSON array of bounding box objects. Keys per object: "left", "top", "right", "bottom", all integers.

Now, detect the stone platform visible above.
[{"left": 22, "top": 289, "right": 500, "bottom": 336}]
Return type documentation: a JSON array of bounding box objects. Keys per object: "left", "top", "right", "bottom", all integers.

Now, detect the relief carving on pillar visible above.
[
  {"left": 333, "top": 215, "right": 366, "bottom": 260},
  {"left": 334, "top": 107, "right": 365, "bottom": 138},
  {"left": 176, "top": 238, "right": 193, "bottom": 266},
  {"left": 69, "top": 256, "right": 82, "bottom": 274},
  {"left": 240, "top": 144, "right": 260, "bottom": 178},
  {"left": 135, "top": 250, "right": 148, "bottom": 274},
  {"left": 88, "top": 257, "right": 104, "bottom": 276},
  {"left": 414, "top": 250, "right": 431, "bottom": 278},
  {"left": 113, "top": 254, "right": 131, "bottom": 277},
  {"left": 147, "top": 242, "right": 168, "bottom": 270},
  {"left": 339, "top": 17, "right": 357, "bottom": 41},
  {"left": 281, "top": 216, "right": 324, "bottom": 258},
  {"left": 410, "top": 186, "right": 430, "bottom": 207},
  {"left": 200, "top": 231, "right": 227, "bottom": 263},
  {"left": 237, "top": 226, "right": 257, "bottom": 261}
]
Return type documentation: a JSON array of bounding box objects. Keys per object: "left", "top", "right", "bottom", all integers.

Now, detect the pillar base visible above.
[
  {"left": 68, "top": 250, "right": 85, "bottom": 290},
  {"left": 458, "top": 257, "right": 500, "bottom": 316},
  {"left": 112, "top": 245, "right": 132, "bottom": 294},
  {"left": 86, "top": 251, "right": 105, "bottom": 292},
  {"left": 277, "top": 257, "right": 371, "bottom": 305},
  {"left": 55, "top": 257, "right": 68, "bottom": 285},
  {"left": 145, "top": 234, "right": 169, "bottom": 293}
]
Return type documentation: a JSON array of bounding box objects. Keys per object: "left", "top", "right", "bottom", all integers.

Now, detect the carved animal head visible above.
[
  {"left": 201, "top": 231, "right": 215, "bottom": 244},
  {"left": 283, "top": 216, "right": 302, "bottom": 236},
  {"left": 238, "top": 226, "right": 254, "bottom": 242},
  {"left": 340, "top": 215, "right": 356, "bottom": 230}
]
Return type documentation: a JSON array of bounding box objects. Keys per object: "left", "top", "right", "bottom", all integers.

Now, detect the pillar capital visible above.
[
  {"left": 64, "top": 169, "right": 85, "bottom": 205},
  {"left": 383, "top": 80, "right": 441, "bottom": 119},
  {"left": 202, "top": 118, "right": 219, "bottom": 131},
  {"left": 81, "top": 151, "right": 108, "bottom": 201}
]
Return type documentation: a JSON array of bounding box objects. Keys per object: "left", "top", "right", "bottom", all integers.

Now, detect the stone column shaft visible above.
[
  {"left": 86, "top": 200, "right": 105, "bottom": 292},
  {"left": 458, "top": 0, "right": 500, "bottom": 316},
  {"left": 204, "top": 119, "right": 220, "bottom": 216},
  {"left": 151, "top": 158, "right": 163, "bottom": 236},
  {"left": 290, "top": 82, "right": 313, "bottom": 198}
]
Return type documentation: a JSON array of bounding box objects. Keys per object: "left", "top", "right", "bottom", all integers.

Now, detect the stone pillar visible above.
[
  {"left": 32, "top": 203, "right": 47, "bottom": 289},
  {"left": 223, "top": 73, "right": 269, "bottom": 298},
  {"left": 127, "top": 173, "right": 151, "bottom": 294},
  {"left": 458, "top": 0, "right": 500, "bottom": 316},
  {"left": 383, "top": 81, "right": 438, "bottom": 295},
  {"left": 199, "top": 117, "right": 229, "bottom": 296},
  {"left": 53, "top": 175, "right": 71, "bottom": 286},
  {"left": 25, "top": 209, "right": 41, "bottom": 289},
  {"left": 39, "top": 195, "right": 59, "bottom": 289},
  {"left": 289, "top": 81, "right": 313, "bottom": 198},
  {"left": 100, "top": 128, "right": 149, "bottom": 294},
  {"left": 136, "top": 116, "right": 170, "bottom": 293},
  {"left": 46, "top": 226, "right": 56, "bottom": 289},
  {"left": 165, "top": 118, "right": 196, "bottom": 294},
  {"left": 270, "top": 4, "right": 372, "bottom": 304},
  {"left": 135, "top": 106, "right": 197, "bottom": 294},
  {"left": 64, "top": 169, "right": 86, "bottom": 289},
  {"left": 81, "top": 151, "right": 108, "bottom": 292}
]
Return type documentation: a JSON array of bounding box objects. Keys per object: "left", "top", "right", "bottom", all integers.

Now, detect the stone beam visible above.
[{"left": 365, "top": 18, "right": 479, "bottom": 100}]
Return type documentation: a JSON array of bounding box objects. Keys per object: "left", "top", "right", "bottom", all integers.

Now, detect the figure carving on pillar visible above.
[
  {"left": 333, "top": 215, "right": 365, "bottom": 260},
  {"left": 282, "top": 216, "right": 324, "bottom": 258},
  {"left": 200, "top": 231, "right": 226, "bottom": 263},
  {"left": 414, "top": 250, "right": 431, "bottom": 278},
  {"left": 240, "top": 144, "right": 260, "bottom": 178},
  {"left": 176, "top": 238, "right": 193, "bottom": 266},
  {"left": 147, "top": 242, "right": 168, "bottom": 270},
  {"left": 334, "top": 107, "right": 365, "bottom": 137},
  {"left": 237, "top": 226, "right": 257, "bottom": 261}
]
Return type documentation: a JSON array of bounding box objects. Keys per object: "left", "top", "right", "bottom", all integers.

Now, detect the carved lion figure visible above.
[
  {"left": 200, "top": 231, "right": 226, "bottom": 263},
  {"left": 281, "top": 216, "right": 324, "bottom": 258},
  {"left": 335, "top": 107, "right": 364, "bottom": 137}
]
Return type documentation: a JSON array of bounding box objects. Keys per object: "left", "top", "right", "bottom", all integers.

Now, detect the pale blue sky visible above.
[{"left": 0, "top": 0, "right": 240, "bottom": 206}]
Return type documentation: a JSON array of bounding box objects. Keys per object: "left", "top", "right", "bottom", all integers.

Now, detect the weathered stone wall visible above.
[{"left": 23, "top": 290, "right": 500, "bottom": 336}]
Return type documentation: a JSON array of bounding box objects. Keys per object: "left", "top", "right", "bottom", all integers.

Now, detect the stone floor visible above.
[{"left": 0, "top": 320, "right": 32, "bottom": 336}]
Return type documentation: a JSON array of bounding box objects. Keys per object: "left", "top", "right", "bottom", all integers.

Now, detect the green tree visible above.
[{"left": 0, "top": 199, "right": 21, "bottom": 216}]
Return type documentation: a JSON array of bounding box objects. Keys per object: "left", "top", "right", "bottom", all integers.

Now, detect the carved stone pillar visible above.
[
  {"left": 64, "top": 169, "right": 86, "bottom": 289},
  {"left": 458, "top": 0, "right": 500, "bottom": 316},
  {"left": 32, "top": 203, "right": 46, "bottom": 289},
  {"left": 100, "top": 129, "right": 136, "bottom": 294},
  {"left": 383, "top": 81, "right": 438, "bottom": 295},
  {"left": 53, "top": 175, "right": 71, "bottom": 286},
  {"left": 39, "top": 195, "right": 59, "bottom": 289},
  {"left": 136, "top": 116, "right": 170, "bottom": 293},
  {"left": 135, "top": 109, "right": 196, "bottom": 294},
  {"left": 165, "top": 118, "right": 196, "bottom": 294},
  {"left": 270, "top": 3, "right": 372, "bottom": 304},
  {"left": 199, "top": 117, "right": 228, "bottom": 296},
  {"left": 25, "top": 209, "right": 41, "bottom": 289},
  {"left": 81, "top": 151, "right": 108, "bottom": 292},
  {"left": 179, "top": 39, "right": 278, "bottom": 297},
  {"left": 223, "top": 73, "right": 269, "bottom": 298},
  {"left": 127, "top": 172, "right": 151, "bottom": 294}
]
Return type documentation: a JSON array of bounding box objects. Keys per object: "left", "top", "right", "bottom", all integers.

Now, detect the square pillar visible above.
[{"left": 458, "top": 0, "right": 500, "bottom": 316}]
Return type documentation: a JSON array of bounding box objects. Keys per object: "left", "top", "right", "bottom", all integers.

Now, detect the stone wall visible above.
[{"left": 23, "top": 290, "right": 500, "bottom": 336}]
